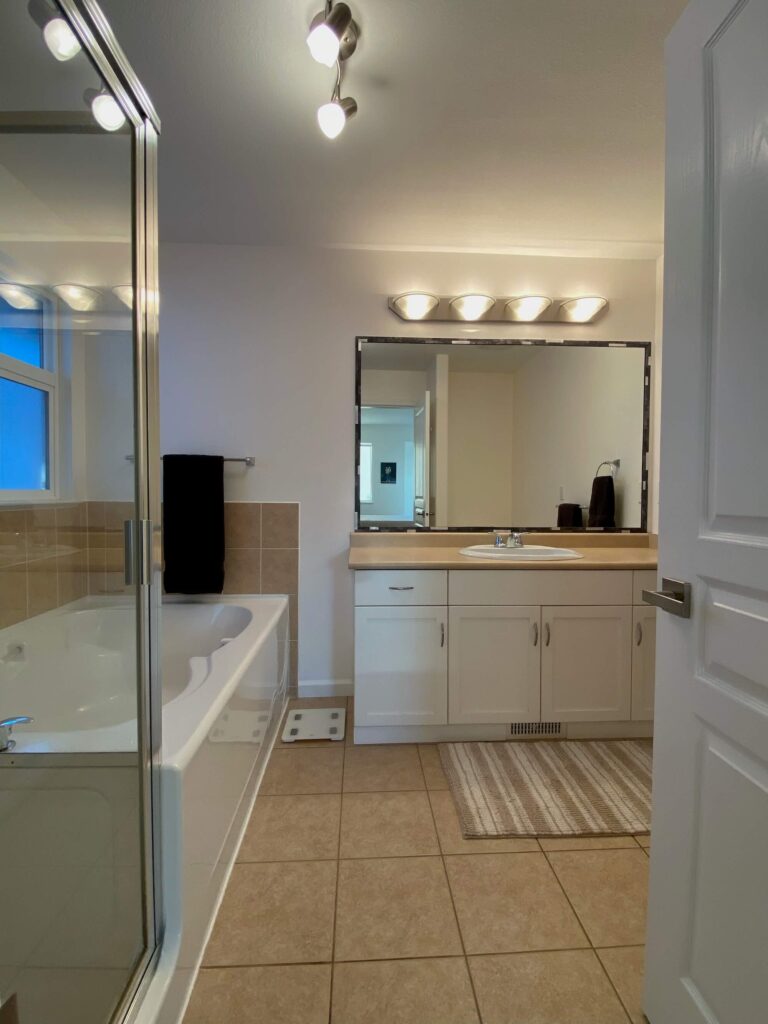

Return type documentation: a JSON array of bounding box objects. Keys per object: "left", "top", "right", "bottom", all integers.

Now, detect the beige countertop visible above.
[{"left": 348, "top": 532, "right": 658, "bottom": 571}]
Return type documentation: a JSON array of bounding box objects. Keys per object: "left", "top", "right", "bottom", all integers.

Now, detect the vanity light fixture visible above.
[
  {"left": 113, "top": 285, "right": 133, "bottom": 308},
  {"left": 307, "top": 2, "right": 358, "bottom": 67},
  {"left": 559, "top": 296, "right": 608, "bottom": 323},
  {"left": 505, "top": 295, "right": 552, "bottom": 322},
  {"left": 53, "top": 284, "right": 99, "bottom": 311},
  {"left": 28, "top": 1, "right": 82, "bottom": 61},
  {"left": 450, "top": 294, "right": 495, "bottom": 322},
  {"left": 0, "top": 284, "right": 39, "bottom": 310},
  {"left": 85, "top": 88, "right": 127, "bottom": 132},
  {"left": 390, "top": 292, "right": 440, "bottom": 321}
]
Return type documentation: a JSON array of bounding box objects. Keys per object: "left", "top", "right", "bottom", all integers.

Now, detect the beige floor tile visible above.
[
  {"left": 429, "top": 791, "right": 539, "bottom": 855},
  {"left": 343, "top": 744, "right": 425, "bottom": 792},
  {"left": 635, "top": 834, "right": 651, "bottom": 849},
  {"left": 418, "top": 744, "right": 450, "bottom": 789},
  {"left": 238, "top": 794, "right": 341, "bottom": 861},
  {"left": 597, "top": 946, "right": 647, "bottom": 1024},
  {"left": 261, "top": 747, "right": 344, "bottom": 795},
  {"left": 203, "top": 861, "right": 336, "bottom": 965},
  {"left": 469, "top": 950, "right": 628, "bottom": 1024},
  {"left": 539, "top": 836, "right": 640, "bottom": 852},
  {"left": 445, "top": 853, "right": 587, "bottom": 955},
  {"left": 547, "top": 849, "right": 649, "bottom": 947},
  {"left": 332, "top": 958, "right": 480, "bottom": 1024},
  {"left": 335, "top": 857, "right": 462, "bottom": 961},
  {"left": 340, "top": 791, "right": 439, "bottom": 858},
  {"left": 184, "top": 964, "right": 331, "bottom": 1024}
]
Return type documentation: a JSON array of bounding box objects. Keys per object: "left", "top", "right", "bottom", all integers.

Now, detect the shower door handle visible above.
[
  {"left": 124, "top": 520, "right": 135, "bottom": 586},
  {"left": 124, "top": 519, "right": 153, "bottom": 587}
]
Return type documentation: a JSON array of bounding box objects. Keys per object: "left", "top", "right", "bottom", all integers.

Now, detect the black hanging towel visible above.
[
  {"left": 587, "top": 475, "right": 616, "bottom": 529},
  {"left": 557, "top": 503, "right": 583, "bottom": 529},
  {"left": 163, "top": 455, "right": 225, "bottom": 593}
]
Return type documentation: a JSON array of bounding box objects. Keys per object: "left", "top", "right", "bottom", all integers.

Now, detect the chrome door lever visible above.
[{"left": 642, "top": 578, "right": 692, "bottom": 619}]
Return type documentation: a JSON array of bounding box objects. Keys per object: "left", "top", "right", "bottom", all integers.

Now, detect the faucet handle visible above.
[
  {"left": 493, "top": 530, "right": 510, "bottom": 548},
  {"left": 0, "top": 715, "right": 33, "bottom": 753}
]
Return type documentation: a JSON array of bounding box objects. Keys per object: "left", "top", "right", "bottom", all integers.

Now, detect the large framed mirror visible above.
[{"left": 355, "top": 337, "right": 650, "bottom": 532}]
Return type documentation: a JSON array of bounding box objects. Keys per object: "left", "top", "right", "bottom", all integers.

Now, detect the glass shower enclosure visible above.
[{"left": 0, "top": 3, "right": 160, "bottom": 1022}]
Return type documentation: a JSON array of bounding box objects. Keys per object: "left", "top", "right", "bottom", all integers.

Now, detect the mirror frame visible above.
[{"left": 355, "top": 336, "right": 652, "bottom": 533}]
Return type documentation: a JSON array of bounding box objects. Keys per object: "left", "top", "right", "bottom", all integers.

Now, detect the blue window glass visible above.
[
  {"left": 0, "top": 378, "right": 49, "bottom": 490},
  {"left": 0, "top": 327, "right": 44, "bottom": 367}
]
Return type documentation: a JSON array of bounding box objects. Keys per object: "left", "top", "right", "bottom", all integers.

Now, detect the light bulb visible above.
[
  {"left": 43, "top": 17, "right": 81, "bottom": 61},
  {"left": 506, "top": 296, "right": 552, "bottom": 322},
  {"left": 0, "top": 284, "right": 39, "bottom": 310},
  {"left": 53, "top": 284, "right": 99, "bottom": 311},
  {"left": 91, "top": 93, "right": 126, "bottom": 132},
  {"left": 449, "top": 294, "right": 495, "bottom": 321},
  {"left": 560, "top": 296, "right": 608, "bottom": 323},
  {"left": 318, "top": 100, "right": 352, "bottom": 139},
  {"left": 392, "top": 293, "right": 439, "bottom": 320},
  {"left": 113, "top": 285, "right": 133, "bottom": 308},
  {"left": 307, "top": 23, "right": 340, "bottom": 67}
]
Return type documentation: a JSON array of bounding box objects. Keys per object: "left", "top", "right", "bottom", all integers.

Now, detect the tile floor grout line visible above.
[
  {"left": 327, "top": 714, "right": 347, "bottom": 1023},
  {"left": 420, "top": 747, "right": 484, "bottom": 1024}
]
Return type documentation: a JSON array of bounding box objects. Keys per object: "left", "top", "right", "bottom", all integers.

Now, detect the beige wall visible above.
[{"left": 158, "top": 243, "right": 658, "bottom": 690}]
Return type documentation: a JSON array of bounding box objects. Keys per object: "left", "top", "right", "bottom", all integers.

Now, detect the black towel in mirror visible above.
[
  {"left": 557, "top": 503, "right": 583, "bottom": 529},
  {"left": 588, "top": 475, "right": 616, "bottom": 529},
  {"left": 163, "top": 454, "right": 225, "bottom": 593}
]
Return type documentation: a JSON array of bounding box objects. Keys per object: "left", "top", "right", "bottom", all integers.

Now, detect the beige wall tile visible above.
[
  {"left": 185, "top": 964, "right": 331, "bottom": 1024},
  {"left": 203, "top": 861, "right": 336, "bottom": 966},
  {"left": 429, "top": 791, "right": 538, "bottom": 856},
  {"left": 238, "top": 794, "right": 341, "bottom": 862},
  {"left": 335, "top": 856, "right": 462, "bottom": 961},
  {"left": 469, "top": 950, "right": 628, "bottom": 1024},
  {"left": 596, "top": 946, "right": 646, "bottom": 1024},
  {"left": 27, "top": 557, "right": 59, "bottom": 617},
  {"left": 0, "top": 565, "right": 27, "bottom": 627},
  {"left": 26, "top": 506, "right": 56, "bottom": 560},
  {"left": 0, "top": 509, "right": 27, "bottom": 568},
  {"left": 547, "top": 849, "right": 649, "bottom": 947},
  {"left": 223, "top": 548, "right": 261, "bottom": 594},
  {"left": 340, "top": 791, "right": 439, "bottom": 858},
  {"left": 261, "top": 747, "right": 344, "bottom": 795},
  {"left": 261, "top": 503, "right": 299, "bottom": 549},
  {"left": 261, "top": 548, "right": 298, "bottom": 595},
  {"left": 224, "top": 502, "right": 261, "bottom": 549},
  {"left": 332, "top": 958, "right": 480, "bottom": 1024},
  {"left": 343, "top": 744, "right": 425, "bottom": 792}
]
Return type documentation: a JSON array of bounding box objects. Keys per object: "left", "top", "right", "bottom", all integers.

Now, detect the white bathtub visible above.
[{"left": 0, "top": 594, "right": 289, "bottom": 1024}]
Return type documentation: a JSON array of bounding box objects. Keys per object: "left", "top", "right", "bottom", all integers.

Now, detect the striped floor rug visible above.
[{"left": 439, "top": 739, "right": 652, "bottom": 838}]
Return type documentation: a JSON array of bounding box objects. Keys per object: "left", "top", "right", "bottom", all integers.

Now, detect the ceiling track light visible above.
[
  {"left": 28, "top": 0, "right": 82, "bottom": 61},
  {"left": 0, "top": 283, "right": 40, "bottom": 310},
  {"left": 84, "top": 87, "right": 127, "bottom": 132},
  {"left": 307, "top": 1, "right": 358, "bottom": 67},
  {"left": 317, "top": 60, "right": 358, "bottom": 139},
  {"left": 388, "top": 294, "right": 610, "bottom": 324}
]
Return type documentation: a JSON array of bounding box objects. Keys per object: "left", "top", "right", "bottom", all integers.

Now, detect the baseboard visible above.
[{"left": 298, "top": 678, "right": 354, "bottom": 698}]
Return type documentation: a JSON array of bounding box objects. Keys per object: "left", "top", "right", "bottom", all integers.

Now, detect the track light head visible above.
[
  {"left": 317, "top": 96, "right": 357, "bottom": 139},
  {"left": 28, "top": 1, "right": 82, "bottom": 61},
  {"left": 307, "top": 3, "right": 358, "bottom": 67},
  {"left": 84, "top": 88, "right": 127, "bottom": 132}
]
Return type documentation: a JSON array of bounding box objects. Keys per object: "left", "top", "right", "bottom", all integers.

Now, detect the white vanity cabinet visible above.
[{"left": 631, "top": 605, "right": 657, "bottom": 721}]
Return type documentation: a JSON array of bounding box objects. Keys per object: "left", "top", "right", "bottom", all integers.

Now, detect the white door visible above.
[
  {"left": 413, "top": 390, "right": 430, "bottom": 528},
  {"left": 631, "top": 606, "right": 656, "bottom": 722},
  {"left": 354, "top": 605, "right": 447, "bottom": 726},
  {"left": 448, "top": 606, "right": 541, "bottom": 724},
  {"left": 645, "top": 2, "right": 768, "bottom": 1020},
  {"left": 540, "top": 606, "right": 632, "bottom": 722}
]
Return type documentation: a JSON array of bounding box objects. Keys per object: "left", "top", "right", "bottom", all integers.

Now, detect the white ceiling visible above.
[{"left": 98, "top": 0, "right": 687, "bottom": 251}]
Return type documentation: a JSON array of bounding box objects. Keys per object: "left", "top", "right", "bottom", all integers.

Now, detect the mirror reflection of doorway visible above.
[{"left": 359, "top": 406, "right": 419, "bottom": 527}]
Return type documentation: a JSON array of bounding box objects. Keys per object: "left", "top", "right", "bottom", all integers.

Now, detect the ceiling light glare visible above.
[
  {"left": 317, "top": 97, "right": 357, "bottom": 139},
  {"left": 113, "top": 285, "right": 133, "bottom": 308},
  {"left": 53, "top": 284, "right": 99, "bottom": 311},
  {"left": 307, "top": 3, "right": 356, "bottom": 66},
  {"left": 91, "top": 92, "right": 126, "bottom": 132},
  {"left": 0, "top": 284, "right": 39, "bottom": 310},
  {"left": 43, "top": 16, "right": 81, "bottom": 60},
  {"left": 506, "top": 295, "right": 552, "bottom": 322},
  {"left": 449, "top": 294, "right": 495, "bottom": 322},
  {"left": 560, "top": 296, "right": 608, "bottom": 323},
  {"left": 392, "top": 293, "right": 439, "bottom": 320}
]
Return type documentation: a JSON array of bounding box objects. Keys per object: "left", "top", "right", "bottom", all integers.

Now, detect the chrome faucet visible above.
[
  {"left": 494, "top": 530, "right": 510, "bottom": 548},
  {"left": 0, "top": 716, "right": 33, "bottom": 753},
  {"left": 507, "top": 532, "right": 525, "bottom": 548}
]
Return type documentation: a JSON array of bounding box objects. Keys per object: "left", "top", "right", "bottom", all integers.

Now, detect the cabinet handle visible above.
[
  {"left": 440, "top": 622, "right": 445, "bottom": 648},
  {"left": 389, "top": 586, "right": 414, "bottom": 591},
  {"left": 635, "top": 622, "right": 643, "bottom": 646},
  {"left": 544, "top": 623, "right": 551, "bottom": 647},
  {"left": 532, "top": 622, "right": 539, "bottom": 647}
]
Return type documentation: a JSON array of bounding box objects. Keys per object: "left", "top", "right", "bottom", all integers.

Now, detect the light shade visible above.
[
  {"left": 391, "top": 293, "right": 439, "bottom": 320},
  {"left": 317, "top": 97, "right": 357, "bottom": 139},
  {"left": 450, "top": 294, "right": 495, "bottom": 321},
  {"left": 560, "top": 296, "right": 608, "bottom": 323},
  {"left": 506, "top": 295, "right": 552, "bottom": 322},
  {"left": 53, "top": 284, "right": 99, "bottom": 312},
  {"left": 0, "top": 284, "right": 39, "bottom": 310},
  {"left": 113, "top": 285, "right": 133, "bottom": 308},
  {"left": 42, "top": 16, "right": 81, "bottom": 61},
  {"left": 91, "top": 92, "right": 126, "bottom": 132},
  {"left": 307, "top": 3, "right": 355, "bottom": 66}
]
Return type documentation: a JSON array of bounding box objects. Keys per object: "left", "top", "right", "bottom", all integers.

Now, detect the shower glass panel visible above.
[{"left": 0, "top": 4, "right": 159, "bottom": 1023}]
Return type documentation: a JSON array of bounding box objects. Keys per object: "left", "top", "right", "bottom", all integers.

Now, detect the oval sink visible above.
[{"left": 459, "top": 544, "right": 583, "bottom": 561}]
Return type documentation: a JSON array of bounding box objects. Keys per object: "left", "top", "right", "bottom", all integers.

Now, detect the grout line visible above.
[{"left": 327, "top": 717, "right": 346, "bottom": 1023}]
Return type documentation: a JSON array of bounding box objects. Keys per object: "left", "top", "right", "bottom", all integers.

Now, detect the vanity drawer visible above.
[
  {"left": 633, "top": 570, "right": 658, "bottom": 604},
  {"left": 355, "top": 570, "right": 448, "bottom": 606},
  {"left": 448, "top": 570, "right": 633, "bottom": 607}
]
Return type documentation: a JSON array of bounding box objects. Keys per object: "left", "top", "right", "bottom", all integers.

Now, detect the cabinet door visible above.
[
  {"left": 541, "top": 606, "right": 632, "bottom": 722},
  {"left": 449, "top": 606, "right": 541, "bottom": 724},
  {"left": 631, "top": 606, "right": 656, "bottom": 721},
  {"left": 354, "top": 606, "right": 447, "bottom": 726}
]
